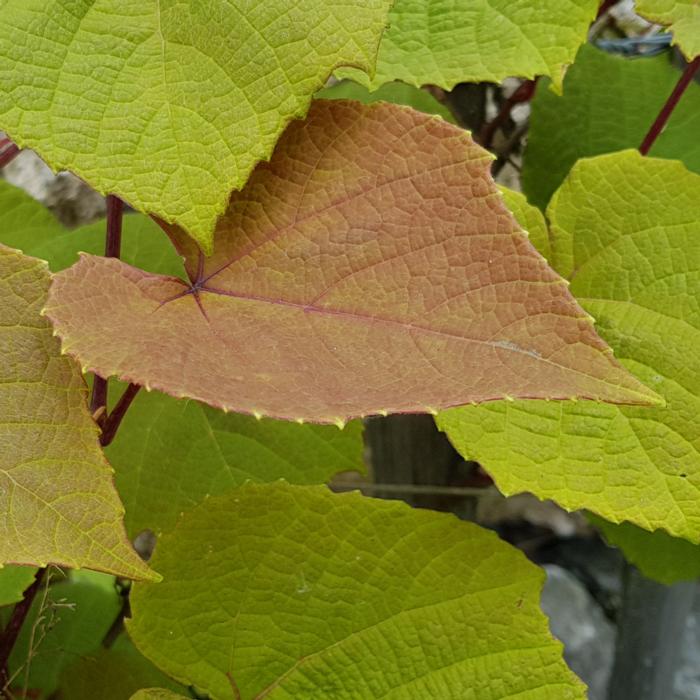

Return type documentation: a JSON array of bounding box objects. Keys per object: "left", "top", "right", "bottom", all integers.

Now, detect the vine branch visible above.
[
  {"left": 639, "top": 56, "right": 700, "bottom": 155},
  {"left": 0, "top": 569, "right": 45, "bottom": 695},
  {"left": 100, "top": 383, "right": 141, "bottom": 447},
  {"left": 89, "top": 195, "right": 124, "bottom": 428},
  {"left": 478, "top": 79, "right": 537, "bottom": 150},
  {"left": 0, "top": 142, "right": 20, "bottom": 169}
]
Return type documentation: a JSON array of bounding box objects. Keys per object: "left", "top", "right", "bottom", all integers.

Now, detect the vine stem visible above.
[
  {"left": 89, "top": 195, "right": 124, "bottom": 426},
  {"left": 639, "top": 56, "right": 700, "bottom": 155},
  {"left": 0, "top": 569, "right": 45, "bottom": 693},
  {"left": 100, "top": 383, "right": 140, "bottom": 447},
  {"left": 0, "top": 143, "right": 20, "bottom": 169},
  {"left": 478, "top": 79, "right": 537, "bottom": 150}
]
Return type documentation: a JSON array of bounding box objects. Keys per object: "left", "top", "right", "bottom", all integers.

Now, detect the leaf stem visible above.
[
  {"left": 90, "top": 195, "right": 125, "bottom": 427},
  {"left": 0, "top": 143, "right": 20, "bottom": 169},
  {"left": 639, "top": 56, "right": 700, "bottom": 156},
  {"left": 478, "top": 79, "right": 537, "bottom": 150},
  {"left": 100, "top": 383, "right": 141, "bottom": 447},
  {"left": 596, "top": 0, "right": 618, "bottom": 19},
  {"left": 0, "top": 568, "right": 45, "bottom": 694},
  {"left": 104, "top": 194, "right": 124, "bottom": 259}
]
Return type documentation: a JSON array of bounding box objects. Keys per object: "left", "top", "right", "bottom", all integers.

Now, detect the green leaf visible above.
[
  {"left": 438, "top": 151, "right": 700, "bottom": 542},
  {"left": 317, "top": 80, "right": 456, "bottom": 123},
  {"left": 523, "top": 44, "right": 700, "bottom": 209},
  {"left": 0, "top": 0, "right": 392, "bottom": 253},
  {"left": 338, "top": 0, "right": 598, "bottom": 91},
  {"left": 0, "top": 245, "right": 155, "bottom": 580},
  {"left": 0, "top": 567, "right": 38, "bottom": 607},
  {"left": 636, "top": 0, "right": 700, "bottom": 59},
  {"left": 106, "top": 386, "right": 365, "bottom": 537},
  {"left": 58, "top": 635, "right": 187, "bottom": 700},
  {"left": 130, "top": 691, "right": 190, "bottom": 700},
  {"left": 4, "top": 578, "right": 120, "bottom": 697},
  {"left": 499, "top": 187, "right": 551, "bottom": 262},
  {"left": 590, "top": 515, "right": 700, "bottom": 586},
  {"left": 0, "top": 180, "right": 183, "bottom": 276},
  {"left": 129, "top": 483, "right": 584, "bottom": 700},
  {"left": 45, "top": 100, "right": 659, "bottom": 425}
]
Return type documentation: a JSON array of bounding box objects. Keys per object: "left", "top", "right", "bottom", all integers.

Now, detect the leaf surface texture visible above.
[
  {"left": 45, "top": 101, "right": 658, "bottom": 424},
  {"left": 338, "top": 0, "right": 598, "bottom": 91},
  {"left": 439, "top": 152, "right": 700, "bottom": 541},
  {"left": 0, "top": 0, "right": 392, "bottom": 251},
  {"left": 0, "top": 246, "right": 154, "bottom": 579},
  {"left": 129, "top": 483, "right": 585, "bottom": 700}
]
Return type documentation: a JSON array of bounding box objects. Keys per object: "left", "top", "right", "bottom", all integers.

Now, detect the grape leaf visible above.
[
  {"left": 338, "top": 0, "right": 598, "bottom": 91},
  {"left": 317, "top": 80, "right": 456, "bottom": 123},
  {"left": 106, "top": 386, "right": 365, "bottom": 537},
  {"left": 523, "top": 44, "right": 700, "bottom": 209},
  {"left": 0, "top": 246, "right": 154, "bottom": 579},
  {"left": 0, "top": 0, "right": 392, "bottom": 252},
  {"left": 58, "top": 635, "right": 187, "bottom": 700},
  {"left": 128, "top": 483, "right": 585, "bottom": 700},
  {"left": 590, "top": 515, "right": 700, "bottom": 585},
  {"left": 636, "top": 0, "right": 700, "bottom": 59},
  {"left": 45, "top": 101, "right": 659, "bottom": 425},
  {"left": 438, "top": 152, "right": 700, "bottom": 542},
  {"left": 0, "top": 180, "right": 183, "bottom": 277},
  {"left": 3, "top": 577, "right": 120, "bottom": 697},
  {"left": 0, "top": 566, "right": 37, "bottom": 607}
]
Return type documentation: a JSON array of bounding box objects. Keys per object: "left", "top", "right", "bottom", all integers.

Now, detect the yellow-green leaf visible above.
[
  {"left": 438, "top": 151, "right": 700, "bottom": 542},
  {"left": 339, "top": 0, "right": 598, "bottom": 91},
  {"left": 590, "top": 515, "right": 700, "bottom": 585},
  {"left": 0, "top": 0, "right": 392, "bottom": 252},
  {"left": 129, "top": 483, "right": 585, "bottom": 700},
  {"left": 0, "top": 245, "right": 154, "bottom": 579},
  {"left": 636, "top": 0, "right": 700, "bottom": 59}
]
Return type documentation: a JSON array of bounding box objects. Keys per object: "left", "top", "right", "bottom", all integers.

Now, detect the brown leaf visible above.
[{"left": 45, "top": 101, "right": 659, "bottom": 424}]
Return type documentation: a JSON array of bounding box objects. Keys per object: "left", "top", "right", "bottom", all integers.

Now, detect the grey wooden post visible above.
[{"left": 607, "top": 565, "right": 696, "bottom": 699}]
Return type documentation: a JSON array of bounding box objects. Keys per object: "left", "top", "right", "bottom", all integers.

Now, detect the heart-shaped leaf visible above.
[
  {"left": 45, "top": 101, "right": 659, "bottom": 424},
  {"left": 128, "top": 483, "right": 585, "bottom": 699},
  {"left": 0, "top": 0, "right": 392, "bottom": 252},
  {"left": 0, "top": 245, "right": 154, "bottom": 580}
]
